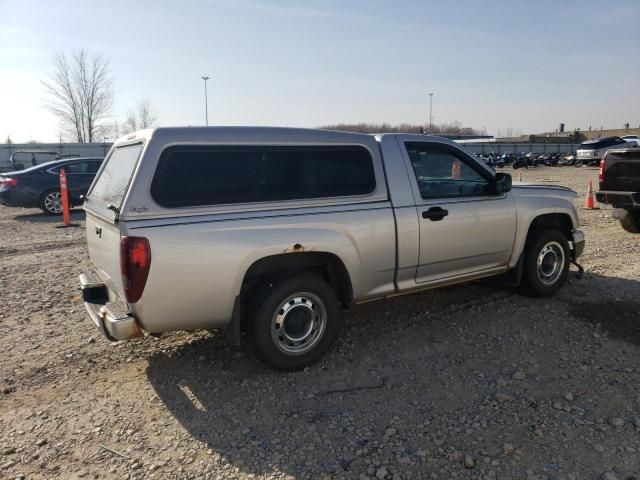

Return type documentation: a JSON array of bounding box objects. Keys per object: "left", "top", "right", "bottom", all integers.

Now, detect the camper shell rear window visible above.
[{"left": 88, "top": 144, "right": 143, "bottom": 206}]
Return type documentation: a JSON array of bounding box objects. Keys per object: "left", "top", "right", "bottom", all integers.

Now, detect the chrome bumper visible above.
[
  {"left": 571, "top": 229, "right": 585, "bottom": 259},
  {"left": 79, "top": 272, "right": 142, "bottom": 341}
]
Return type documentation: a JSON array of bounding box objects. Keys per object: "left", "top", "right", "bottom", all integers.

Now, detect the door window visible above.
[
  {"left": 405, "top": 143, "right": 491, "bottom": 199},
  {"left": 60, "top": 161, "right": 95, "bottom": 174}
]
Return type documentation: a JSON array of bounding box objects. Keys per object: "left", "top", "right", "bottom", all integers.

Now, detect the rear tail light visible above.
[
  {"left": 0, "top": 177, "right": 17, "bottom": 187},
  {"left": 120, "top": 236, "right": 151, "bottom": 303},
  {"left": 598, "top": 159, "right": 605, "bottom": 186}
]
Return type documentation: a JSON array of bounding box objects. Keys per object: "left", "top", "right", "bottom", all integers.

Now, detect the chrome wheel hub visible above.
[
  {"left": 271, "top": 293, "right": 327, "bottom": 355},
  {"left": 536, "top": 241, "right": 565, "bottom": 286}
]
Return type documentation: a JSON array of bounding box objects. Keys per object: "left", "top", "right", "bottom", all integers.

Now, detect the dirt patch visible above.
[{"left": 569, "top": 299, "right": 640, "bottom": 345}]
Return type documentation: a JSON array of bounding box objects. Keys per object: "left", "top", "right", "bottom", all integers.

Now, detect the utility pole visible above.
[
  {"left": 201, "top": 76, "right": 211, "bottom": 126},
  {"left": 428, "top": 92, "right": 434, "bottom": 134}
]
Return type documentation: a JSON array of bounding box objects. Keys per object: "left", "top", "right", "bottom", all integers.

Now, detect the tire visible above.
[
  {"left": 248, "top": 272, "right": 342, "bottom": 371},
  {"left": 620, "top": 212, "right": 640, "bottom": 234},
  {"left": 39, "top": 189, "right": 63, "bottom": 215},
  {"left": 520, "top": 229, "right": 571, "bottom": 297}
]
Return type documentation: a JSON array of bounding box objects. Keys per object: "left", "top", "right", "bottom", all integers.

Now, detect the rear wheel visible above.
[
  {"left": 39, "top": 189, "right": 63, "bottom": 215},
  {"left": 248, "top": 273, "right": 342, "bottom": 371},
  {"left": 620, "top": 211, "right": 640, "bottom": 233},
  {"left": 520, "top": 229, "right": 570, "bottom": 297}
]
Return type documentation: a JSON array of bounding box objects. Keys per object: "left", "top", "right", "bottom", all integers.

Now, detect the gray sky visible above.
[{"left": 1, "top": 0, "right": 639, "bottom": 143}]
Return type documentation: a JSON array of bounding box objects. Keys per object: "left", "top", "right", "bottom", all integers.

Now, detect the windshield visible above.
[{"left": 88, "top": 144, "right": 143, "bottom": 206}]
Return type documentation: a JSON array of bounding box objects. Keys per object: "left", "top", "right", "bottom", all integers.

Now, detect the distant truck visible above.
[
  {"left": 596, "top": 148, "right": 640, "bottom": 233},
  {"left": 79, "top": 127, "right": 585, "bottom": 370}
]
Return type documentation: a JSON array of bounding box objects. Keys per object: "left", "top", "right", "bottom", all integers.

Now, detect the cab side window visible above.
[
  {"left": 64, "top": 161, "right": 93, "bottom": 174},
  {"left": 87, "top": 160, "right": 102, "bottom": 173},
  {"left": 405, "top": 143, "right": 491, "bottom": 199}
]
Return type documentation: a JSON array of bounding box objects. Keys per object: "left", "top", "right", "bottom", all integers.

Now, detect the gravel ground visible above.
[{"left": 1, "top": 166, "right": 639, "bottom": 480}]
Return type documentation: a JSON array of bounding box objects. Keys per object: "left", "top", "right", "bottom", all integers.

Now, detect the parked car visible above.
[
  {"left": 79, "top": 127, "right": 584, "bottom": 370},
  {"left": 576, "top": 136, "right": 631, "bottom": 166},
  {"left": 0, "top": 157, "right": 103, "bottom": 214},
  {"left": 596, "top": 147, "right": 640, "bottom": 233},
  {"left": 621, "top": 135, "right": 640, "bottom": 147}
]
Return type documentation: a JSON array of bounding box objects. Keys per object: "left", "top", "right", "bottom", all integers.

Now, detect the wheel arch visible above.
[
  {"left": 527, "top": 212, "right": 574, "bottom": 240},
  {"left": 240, "top": 251, "right": 353, "bottom": 307}
]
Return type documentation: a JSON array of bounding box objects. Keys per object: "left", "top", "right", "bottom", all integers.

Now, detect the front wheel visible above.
[
  {"left": 248, "top": 273, "right": 342, "bottom": 371},
  {"left": 520, "top": 229, "right": 571, "bottom": 297},
  {"left": 620, "top": 211, "right": 640, "bottom": 233}
]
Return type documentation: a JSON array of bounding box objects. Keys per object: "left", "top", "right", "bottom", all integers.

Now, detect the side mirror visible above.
[{"left": 494, "top": 172, "right": 512, "bottom": 194}]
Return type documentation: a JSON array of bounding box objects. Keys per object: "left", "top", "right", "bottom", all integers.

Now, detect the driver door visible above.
[{"left": 401, "top": 141, "right": 517, "bottom": 284}]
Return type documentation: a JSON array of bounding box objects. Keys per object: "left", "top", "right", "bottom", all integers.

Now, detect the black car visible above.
[{"left": 0, "top": 157, "right": 103, "bottom": 214}]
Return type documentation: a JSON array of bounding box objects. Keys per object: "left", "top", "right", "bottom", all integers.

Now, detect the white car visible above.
[
  {"left": 621, "top": 135, "right": 640, "bottom": 147},
  {"left": 576, "top": 136, "right": 630, "bottom": 165}
]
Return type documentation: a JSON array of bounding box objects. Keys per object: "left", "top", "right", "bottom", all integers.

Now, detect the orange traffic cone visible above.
[{"left": 583, "top": 180, "right": 597, "bottom": 209}]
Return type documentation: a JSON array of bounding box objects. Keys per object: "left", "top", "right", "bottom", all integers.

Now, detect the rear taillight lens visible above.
[
  {"left": 598, "top": 159, "right": 605, "bottom": 185},
  {"left": 0, "top": 177, "right": 18, "bottom": 187},
  {"left": 120, "top": 236, "right": 151, "bottom": 303}
]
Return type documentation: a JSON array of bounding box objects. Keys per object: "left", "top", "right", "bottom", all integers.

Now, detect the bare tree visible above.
[
  {"left": 123, "top": 99, "right": 159, "bottom": 134},
  {"left": 42, "top": 49, "right": 113, "bottom": 143},
  {"left": 5, "top": 135, "right": 12, "bottom": 145}
]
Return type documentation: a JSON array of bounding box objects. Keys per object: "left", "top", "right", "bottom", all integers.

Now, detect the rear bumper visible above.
[
  {"left": 596, "top": 190, "right": 640, "bottom": 209},
  {"left": 79, "top": 272, "right": 142, "bottom": 341}
]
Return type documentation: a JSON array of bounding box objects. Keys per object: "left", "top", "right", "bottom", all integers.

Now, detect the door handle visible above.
[{"left": 422, "top": 206, "right": 449, "bottom": 221}]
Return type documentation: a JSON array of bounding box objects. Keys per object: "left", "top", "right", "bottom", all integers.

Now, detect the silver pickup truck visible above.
[{"left": 80, "top": 127, "right": 585, "bottom": 370}]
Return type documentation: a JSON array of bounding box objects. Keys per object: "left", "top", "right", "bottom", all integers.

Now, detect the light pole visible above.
[
  {"left": 201, "top": 76, "right": 210, "bottom": 126},
  {"left": 428, "top": 92, "right": 434, "bottom": 134}
]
